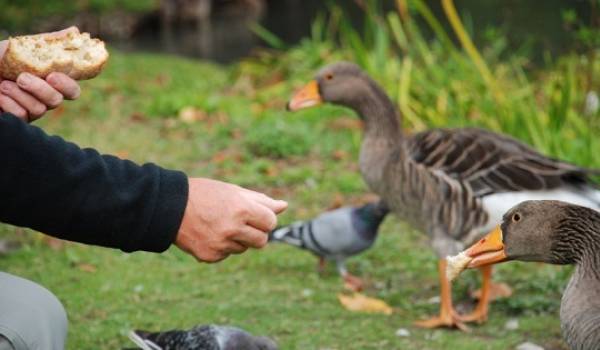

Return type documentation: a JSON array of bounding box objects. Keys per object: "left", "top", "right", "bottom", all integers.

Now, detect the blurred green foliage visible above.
[{"left": 0, "top": 0, "right": 157, "bottom": 32}]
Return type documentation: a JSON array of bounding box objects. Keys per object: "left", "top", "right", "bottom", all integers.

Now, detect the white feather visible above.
[
  {"left": 479, "top": 188, "right": 600, "bottom": 234},
  {"left": 128, "top": 331, "right": 162, "bottom": 350}
]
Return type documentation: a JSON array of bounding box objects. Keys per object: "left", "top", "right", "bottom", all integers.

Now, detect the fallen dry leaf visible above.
[
  {"left": 327, "top": 193, "right": 345, "bottom": 210},
  {"left": 331, "top": 149, "right": 349, "bottom": 161},
  {"left": 77, "top": 263, "right": 97, "bottom": 273},
  {"left": 43, "top": 236, "right": 65, "bottom": 251},
  {"left": 470, "top": 282, "right": 513, "bottom": 301},
  {"left": 337, "top": 293, "right": 393, "bottom": 315},
  {"left": 179, "top": 106, "right": 207, "bottom": 124},
  {"left": 263, "top": 165, "right": 279, "bottom": 177}
]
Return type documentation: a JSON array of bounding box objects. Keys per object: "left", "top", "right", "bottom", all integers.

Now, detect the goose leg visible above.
[
  {"left": 414, "top": 259, "right": 469, "bottom": 331},
  {"left": 458, "top": 265, "right": 492, "bottom": 323}
]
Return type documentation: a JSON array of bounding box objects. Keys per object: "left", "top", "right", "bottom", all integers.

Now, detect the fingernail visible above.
[
  {"left": 0, "top": 81, "right": 11, "bottom": 93},
  {"left": 17, "top": 73, "right": 33, "bottom": 87},
  {"left": 46, "top": 73, "right": 57, "bottom": 85}
]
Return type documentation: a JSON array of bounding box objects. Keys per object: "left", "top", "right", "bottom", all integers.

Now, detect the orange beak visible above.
[
  {"left": 287, "top": 80, "right": 322, "bottom": 111},
  {"left": 465, "top": 226, "right": 508, "bottom": 268}
]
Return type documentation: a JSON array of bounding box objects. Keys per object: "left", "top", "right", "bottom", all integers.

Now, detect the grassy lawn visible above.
[{"left": 0, "top": 46, "right": 592, "bottom": 349}]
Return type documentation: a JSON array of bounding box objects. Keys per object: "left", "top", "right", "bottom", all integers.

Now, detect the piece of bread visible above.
[
  {"left": 0, "top": 31, "right": 109, "bottom": 81},
  {"left": 446, "top": 251, "right": 472, "bottom": 281}
]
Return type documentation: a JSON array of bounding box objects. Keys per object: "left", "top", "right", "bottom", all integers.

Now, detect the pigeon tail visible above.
[
  {"left": 268, "top": 223, "right": 306, "bottom": 248},
  {"left": 128, "top": 330, "right": 163, "bottom": 350}
]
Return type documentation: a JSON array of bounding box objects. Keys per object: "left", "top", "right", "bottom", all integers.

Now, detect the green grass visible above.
[{"left": 0, "top": 4, "right": 598, "bottom": 347}]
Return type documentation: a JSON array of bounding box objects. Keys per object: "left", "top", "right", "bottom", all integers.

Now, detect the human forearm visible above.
[{"left": 0, "top": 113, "right": 188, "bottom": 252}]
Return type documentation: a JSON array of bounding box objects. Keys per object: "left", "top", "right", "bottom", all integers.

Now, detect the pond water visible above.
[{"left": 112, "top": 0, "right": 592, "bottom": 64}]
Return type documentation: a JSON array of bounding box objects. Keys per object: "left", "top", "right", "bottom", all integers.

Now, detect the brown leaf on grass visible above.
[
  {"left": 337, "top": 293, "right": 393, "bottom": 315},
  {"left": 260, "top": 71, "right": 284, "bottom": 87},
  {"left": 130, "top": 111, "right": 148, "bottom": 123},
  {"left": 179, "top": 106, "right": 207, "bottom": 124},
  {"left": 43, "top": 236, "right": 65, "bottom": 251},
  {"left": 263, "top": 165, "right": 279, "bottom": 177},
  {"left": 154, "top": 73, "right": 171, "bottom": 87},
  {"left": 77, "top": 263, "right": 97, "bottom": 273},
  {"left": 331, "top": 149, "right": 349, "bottom": 161},
  {"left": 231, "top": 128, "right": 243, "bottom": 140},
  {"left": 327, "top": 193, "right": 345, "bottom": 210},
  {"left": 49, "top": 105, "right": 65, "bottom": 119},
  {"left": 211, "top": 149, "right": 243, "bottom": 164},
  {"left": 470, "top": 282, "right": 513, "bottom": 301}
]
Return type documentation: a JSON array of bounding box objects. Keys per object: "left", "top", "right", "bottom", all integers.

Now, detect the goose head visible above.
[
  {"left": 287, "top": 62, "right": 367, "bottom": 111},
  {"left": 287, "top": 62, "right": 399, "bottom": 122},
  {"left": 464, "top": 200, "right": 598, "bottom": 268}
]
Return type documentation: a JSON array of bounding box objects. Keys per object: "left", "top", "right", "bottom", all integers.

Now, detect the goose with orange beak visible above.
[
  {"left": 449, "top": 200, "right": 600, "bottom": 349},
  {"left": 287, "top": 62, "right": 600, "bottom": 330}
]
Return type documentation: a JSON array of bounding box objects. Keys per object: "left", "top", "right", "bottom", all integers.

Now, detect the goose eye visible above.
[
  {"left": 325, "top": 73, "right": 334, "bottom": 81},
  {"left": 512, "top": 213, "right": 521, "bottom": 223}
]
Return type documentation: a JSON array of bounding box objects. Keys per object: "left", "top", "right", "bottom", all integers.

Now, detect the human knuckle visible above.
[
  {"left": 8, "top": 105, "right": 27, "bottom": 118},
  {"left": 221, "top": 227, "right": 238, "bottom": 238},
  {"left": 204, "top": 252, "right": 221, "bottom": 263},
  {"left": 267, "top": 215, "right": 277, "bottom": 230},
  {"left": 236, "top": 205, "right": 251, "bottom": 217},
  {"left": 31, "top": 104, "right": 46, "bottom": 117},
  {"left": 48, "top": 93, "right": 63, "bottom": 108},
  {"left": 0, "top": 80, "right": 13, "bottom": 92},
  {"left": 255, "top": 235, "right": 268, "bottom": 248}
]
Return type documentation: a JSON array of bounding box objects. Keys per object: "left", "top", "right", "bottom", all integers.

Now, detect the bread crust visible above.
[{"left": 0, "top": 33, "right": 109, "bottom": 81}]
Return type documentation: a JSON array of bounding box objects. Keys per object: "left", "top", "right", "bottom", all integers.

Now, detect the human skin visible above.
[{"left": 0, "top": 27, "right": 81, "bottom": 122}]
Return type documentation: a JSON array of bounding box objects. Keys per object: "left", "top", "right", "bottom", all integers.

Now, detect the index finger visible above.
[
  {"left": 243, "top": 199, "right": 278, "bottom": 232},
  {"left": 241, "top": 189, "right": 288, "bottom": 214},
  {"left": 46, "top": 73, "right": 81, "bottom": 100}
]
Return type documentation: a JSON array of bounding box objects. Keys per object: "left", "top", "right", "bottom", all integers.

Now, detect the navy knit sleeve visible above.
[{"left": 0, "top": 113, "right": 188, "bottom": 253}]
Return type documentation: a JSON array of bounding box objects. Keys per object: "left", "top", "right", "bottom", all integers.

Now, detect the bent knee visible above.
[{"left": 0, "top": 272, "right": 67, "bottom": 350}]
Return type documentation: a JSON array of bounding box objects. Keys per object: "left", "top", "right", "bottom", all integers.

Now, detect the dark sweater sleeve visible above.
[{"left": 0, "top": 113, "right": 189, "bottom": 253}]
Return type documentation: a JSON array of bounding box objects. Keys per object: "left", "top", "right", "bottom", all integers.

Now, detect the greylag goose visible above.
[
  {"left": 456, "top": 200, "right": 600, "bottom": 350},
  {"left": 269, "top": 200, "right": 389, "bottom": 291},
  {"left": 287, "top": 62, "right": 600, "bottom": 329}
]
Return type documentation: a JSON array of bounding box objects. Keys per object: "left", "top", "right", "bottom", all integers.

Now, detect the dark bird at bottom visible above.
[
  {"left": 126, "top": 325, "right": 278, "bottom": 350},
  {"left": 269, "top": 200, "right": 389, "bottom": 291}
]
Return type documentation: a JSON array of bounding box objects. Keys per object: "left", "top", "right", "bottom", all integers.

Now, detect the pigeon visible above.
[
  {"left": 269, "top": 200, "right": 389, "bottom": 291},
  {"left": 126, "top": 324, "right": 278, "bottom": 350}
]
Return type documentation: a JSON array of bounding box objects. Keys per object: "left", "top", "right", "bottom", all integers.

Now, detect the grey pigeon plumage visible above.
[
  {"left": 127, "top": 325, "right": 278, "bottom": 350},
  {"left": 269, "top": 200, "right": 389, "bottom": 290}
]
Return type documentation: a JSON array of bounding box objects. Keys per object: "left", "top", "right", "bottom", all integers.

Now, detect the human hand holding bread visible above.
[{"left": 0, "top": 26, "right": 108, "bottom": 122}]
